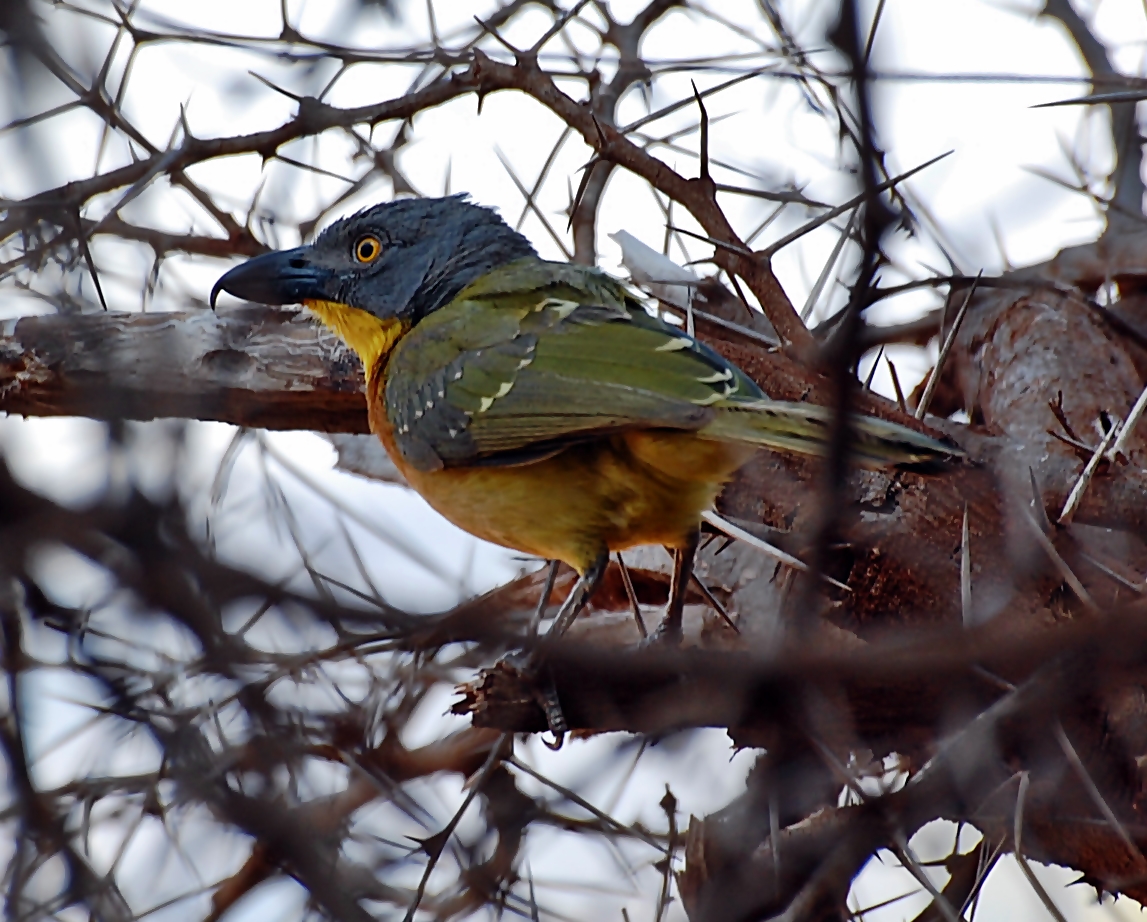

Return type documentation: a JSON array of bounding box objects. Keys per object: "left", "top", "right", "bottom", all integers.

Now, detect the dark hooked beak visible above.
[{"left": 210, "top": 246, "right": 335, "bottom": 309}]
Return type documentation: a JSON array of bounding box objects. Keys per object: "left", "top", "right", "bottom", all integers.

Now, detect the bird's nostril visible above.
[{"left": 289, "top": 257, "right": 306, "bottom": 269}]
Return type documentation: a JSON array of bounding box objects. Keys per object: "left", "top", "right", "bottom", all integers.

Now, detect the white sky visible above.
[{"left": 3, "top": 1, "right": 1147, "bottom": 919}]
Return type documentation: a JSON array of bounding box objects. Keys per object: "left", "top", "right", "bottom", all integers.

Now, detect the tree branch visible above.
[{"left": 461, "top": 51, "right": 816, "bottom": 354}]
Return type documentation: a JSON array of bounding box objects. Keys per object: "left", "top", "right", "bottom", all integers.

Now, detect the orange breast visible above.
[{"left": 367, "top": 376, "right": 753, "bottom": 575}]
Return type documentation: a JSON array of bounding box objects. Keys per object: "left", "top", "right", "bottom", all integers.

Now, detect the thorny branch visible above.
[{"left": 3, "top": 2, "right": 1147, "bottom": 921}]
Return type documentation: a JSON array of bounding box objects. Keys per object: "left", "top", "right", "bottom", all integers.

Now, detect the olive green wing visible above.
[{"left": 385, "top": 263, "right": 762, "bottom": 471}]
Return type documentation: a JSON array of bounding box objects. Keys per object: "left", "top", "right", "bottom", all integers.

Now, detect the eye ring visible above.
[{"left": 353, "top": 234, "right": 382, "bottom": 264}]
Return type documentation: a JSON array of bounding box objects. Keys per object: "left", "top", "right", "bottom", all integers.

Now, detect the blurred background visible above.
[{"left": 1, "top": 1, "right": 1145, "bottom": 919}]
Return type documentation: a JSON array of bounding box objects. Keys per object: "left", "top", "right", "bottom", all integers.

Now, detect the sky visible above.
[{"left": 2, "top": 0, "right": 1147, "bottom": 919}]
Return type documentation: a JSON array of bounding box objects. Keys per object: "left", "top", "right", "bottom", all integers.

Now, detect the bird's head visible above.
[{"left": 211, "top": 195, "right": 536, "bottom": 368}]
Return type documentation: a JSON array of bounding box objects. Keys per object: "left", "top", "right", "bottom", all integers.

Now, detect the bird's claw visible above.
[
  {"left": 536, "top": 682, "right": 567, "bottom": 750},
  {"left": 641, "top": 616, "right": 683, "bottom": 648},
  {"left": 494, "top": 652, "right": 568, "bottom": 748},
  {"left": 501, "top": 648, "right": 538, "bottom": 676}
]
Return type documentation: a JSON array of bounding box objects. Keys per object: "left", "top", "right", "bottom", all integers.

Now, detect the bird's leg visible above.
[
  {"left": 530, "top": 551, "right": 608, "bottom": 748},
  {"left": 648, "top": 529, "right": 701, "bottom": 645},
  {"left": 527, "top": 559, "right": 561, "bottom": 639},
  {"left": 547, "top": 551, "right": 608, "bottom": 639}
]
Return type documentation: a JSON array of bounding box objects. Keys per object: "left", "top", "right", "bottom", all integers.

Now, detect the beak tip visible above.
[
  {"left": 211, "top": 262, "right": 247, "bottom": 312},
  {"left": 209, "top": 247, "right": 328, "bottom": 310}
]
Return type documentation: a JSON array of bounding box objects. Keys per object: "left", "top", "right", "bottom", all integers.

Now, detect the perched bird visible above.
[{"left": 212, "top": 195, "right": 958, "bottom": 646}]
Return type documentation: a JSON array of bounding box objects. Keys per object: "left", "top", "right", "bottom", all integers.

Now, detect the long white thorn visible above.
[{"left": 701, "top": 511, "right": 851, "bottom": 592}]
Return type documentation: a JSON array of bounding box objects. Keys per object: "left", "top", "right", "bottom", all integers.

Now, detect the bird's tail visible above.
[{"left": 700, "top": 398, "right": 963, "bottom": 468}]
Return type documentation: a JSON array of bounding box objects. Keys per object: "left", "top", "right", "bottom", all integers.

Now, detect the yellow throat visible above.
[{"left": 304, "top": 299, "right": 408, "bottom": 381}]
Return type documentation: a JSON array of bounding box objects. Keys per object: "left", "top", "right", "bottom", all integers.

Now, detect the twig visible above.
[
  {"left": 852, "top": 888, "right": 924, "bottom": 918},
  {"left": 769, "top": 786, "right": 781, "bottom": 883},
  {"left": 799, "top": 208, "right": 858, "bottom": 323},
  {"left": 1047, "top": 428, "right": 1096, "bottom": 457},
  {"left": 403, "top": 733, "right": 511, "bottom": 922},
  {"left": 1053, "top": 722, "right": 1147, "bottom": 871},
  {"left": 714, "top": 182, "right": 824, "bottom": 206},
  {"left": 960, "top": 836, "right": 1006, "bottom": 919},
  {"left": 1028, "top": 468, "right": 1055, "bottom": 534},
  {"left": 506, "top": 755, "right": 667, "bottom": 853},
  {"left": 700, "top": 511, "right": 850, "bottom": 592},
  {"left": 960, "top": 504, "right": 973, "bottom": 627},
  {"left": 526, "top": 868, "right": 541, "bottom": 922},
  {"left": 616, "top": 553, "right": 648, "bottom": 638},
  {"left": 494, "top": 146, "right": 572, "bottom": 259},
  {"left": 689, "top": 572, "right": 739, "bottom": 633},
  {"left": 654, "top": 787, "right": 678, "bottom": 922},
  {"left": 1110, "top": 379, "right": 1147, "bottom": 459},
  {"left": 664, "top": 300, "right": 781, "bottom": 348},
  {"left": 515, "top": 124, "right": 573, "bottom": 232},
  {"left": 1013, "top": 772, "right": 1069, "bottom": 922},
  {"left": 1079, "top": 551, "right": 1146, "bottom": 594},
  {"left": 473, "top": 15, "right": 522, "bottom": 55},
  {"left": 665, "top": 224, "right": 755, "bottom": 257},
  {"left": 1058, "top": 416, "right": 1120, "bottom": 523},
  {"left": 691, "top": 80, "right": 710, "bottom": 182},
  {"left": 808, "top": 734, "right": 867, "bottom": 803},
  {"left": 863, "top": 345, "right": 884, "bottom": 390},
  {"left": 1020, "top": 507, "right": 1098, "bottom": 612},
  {"left": 618, "top": 67, "right": 768, "bottom": 135},
  {"left": 527, "top": 0, "right": 593, "bottom": 54},
  {"left": 891, "top": 829, "right": 965, "bottom": 922},
  {"left": 259, "top": 435, "right": 453, "bottom": 581},
  {"left": 915, "top": 271, "right": 981, "bottom": 420},
  {"left": 886, "top": 354, "right": 907, "bottom": 414},
  {"left": 760, "top": 151, "right": 953, "bottom": 259},
  {"left": 1033, "top": 89, "right": 1147, "bottom": 107},
  {"left": 863, "top": 0, "right": 888, "bottom": 65}
]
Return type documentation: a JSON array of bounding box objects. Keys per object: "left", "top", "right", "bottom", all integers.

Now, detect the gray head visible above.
[{"left": 211, "top": 195, "right": 537, "bottom": 322}]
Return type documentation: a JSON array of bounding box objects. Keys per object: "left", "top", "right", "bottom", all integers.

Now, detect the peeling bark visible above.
[{"left": 0, "top": 306, "right": 369, "bottom": 433}]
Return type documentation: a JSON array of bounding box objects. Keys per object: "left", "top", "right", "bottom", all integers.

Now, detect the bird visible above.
[{"left": 212, "top": 195, "right": 959, "bottom": 653}]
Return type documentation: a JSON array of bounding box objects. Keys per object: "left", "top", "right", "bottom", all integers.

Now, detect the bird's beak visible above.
[{"left": 210, "top": 246, "right": 336, "bottom": 309}]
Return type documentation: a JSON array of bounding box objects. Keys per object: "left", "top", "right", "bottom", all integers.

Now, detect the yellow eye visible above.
[{"left": 353, "top": 235, "right": 382, "bottom": 263}]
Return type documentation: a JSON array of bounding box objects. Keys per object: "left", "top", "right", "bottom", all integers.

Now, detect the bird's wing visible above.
[{"left": 384, "top": 262, "right": 762, "bottom": 471}]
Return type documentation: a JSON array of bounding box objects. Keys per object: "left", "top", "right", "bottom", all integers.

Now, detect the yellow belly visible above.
[
  {"left": 304, "top": 298, "right": 756, "bottom": 573},
  {"left": 368, "top": 393, "right": 753, "bottom": 574}
]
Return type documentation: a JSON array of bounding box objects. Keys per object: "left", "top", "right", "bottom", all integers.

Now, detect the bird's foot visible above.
[
  {"left": 640, "top": 614, "right": 683, "bottom": 648},
  {"left": 493, "top": 651, "right": 568, "bottom": 749},
  {"left": 534, "top": 680, "right": 567, "bottom": 750},
  {"left": 500, "top": 647, "right": 537, "bottom": 676},
  {"left": 638, "top": 535, "right": 695, "bottom": 649}
]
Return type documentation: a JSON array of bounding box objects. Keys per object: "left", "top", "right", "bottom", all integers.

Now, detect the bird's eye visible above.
[{"left": 353, "top": 235, "right": 382, "bottom": 263}]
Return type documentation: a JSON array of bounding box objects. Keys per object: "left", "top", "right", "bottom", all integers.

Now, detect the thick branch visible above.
[
  {"left": 945, "top": 282, "right": 1147, "bottom": 532},
  {"left": 0, "top": 306, "right": 369, "bottom": 432},
  {"left": 678, "top": 646, "right": 1147, "bottom": 919}
]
